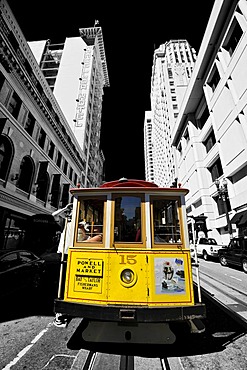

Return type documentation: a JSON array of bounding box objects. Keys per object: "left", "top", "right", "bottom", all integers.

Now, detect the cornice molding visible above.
[
  {"left": 79, "top": 27, "right": 110, "bottom": 87},
  {"left": 0, "top": 189, "right": 51, "bottom": 216}
]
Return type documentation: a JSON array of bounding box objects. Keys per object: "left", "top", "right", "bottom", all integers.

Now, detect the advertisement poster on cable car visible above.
[
  {"left": 154, "top": 257, "right": 186, "bottom": 294},
  {"left": 148, "top": 252, "right": 194, "bottom": 305}
]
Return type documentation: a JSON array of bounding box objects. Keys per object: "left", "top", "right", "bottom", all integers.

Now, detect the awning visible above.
[
  {"left": 231, "top": 210, "right": 247, "bottom": 226},
  {"left": 28, "top": 213, "right": 61, "bottom": 231},
  {"left": 239, "top": 212, "right": 247, "bottom": 226}
]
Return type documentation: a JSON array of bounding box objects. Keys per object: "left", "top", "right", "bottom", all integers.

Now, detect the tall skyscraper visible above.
[
  {"left": 144, "top": 111, "right": 154, "bottom": 183},
  {"left": 148, "top": 40, "right": 196, "bottom": 187},
  {"left": 29, "top": 27, "right": 109, "bottom": 187}
]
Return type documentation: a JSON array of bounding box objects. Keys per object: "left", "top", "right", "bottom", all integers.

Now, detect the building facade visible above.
[
  {"left": 143, "top": 111, "right": 154, "bottom": 182},
  {"left": 29, "top": 27, "right": 109, "bottom": 187},
  {"left": 0, "top": 0, "right": 109, "bottom": 252},
  {"left": 172, "top": 0, "right": 247, "bottom": 243},
  {"left": 148, "top": 40, "right": 197, "bottom": 187}
]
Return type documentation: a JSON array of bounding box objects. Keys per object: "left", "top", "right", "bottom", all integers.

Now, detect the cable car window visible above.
[
  {"left": 153, "top": 199, "right": 181, "bottom": 243},
  {"left": 114, "top": 196, "right": 142, "bottom": 243},
  {"left": 76, "top": 197, "right": 105, "bottom": 243}
]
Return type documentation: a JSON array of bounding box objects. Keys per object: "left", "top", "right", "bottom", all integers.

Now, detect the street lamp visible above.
[
  {"left": 215, "top": 177, "right": 233, "bottom": 238},
  {"left": 187, "top": 216, "right": 202, "bottom": 303}
]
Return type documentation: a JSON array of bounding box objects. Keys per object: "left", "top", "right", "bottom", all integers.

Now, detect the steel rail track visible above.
[
  {"left": 196, "top": 269, "right": 247, "bottom": 299},
  {"left": 193, "top": 272, "right": 247, "bottom": 328},
  {"left": 82, "top": 351, "right": 97, "bottom": 370}
]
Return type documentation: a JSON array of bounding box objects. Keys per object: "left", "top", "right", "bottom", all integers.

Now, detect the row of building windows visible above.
[
  {"left": 0, "top": 133, "right": 72, "bottom": 208},
  {"left": 0, "top": 70, "right": 81, "bottom": 185},
  {"left": 207, "top": 17, "right": 243, "bottom": 93},
  {"left": 177, "top": 14, "right": 245, "bottom": 177}
]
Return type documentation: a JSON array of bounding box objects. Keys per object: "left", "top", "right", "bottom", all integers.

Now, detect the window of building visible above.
[
  {"left": 17, "top": 156, "right": 34, "bottom": 193},
  {"left": 48, "top": 141, "right": 55, "bottom": 159},
  {"left": 61, "top": 183, "right": 70, "bottom": 208},
  {"left": 207, "top": 66, "right": 221, "bottom": 92},
  {"left": 208, "top": 157, "right": 223, "bottom": 182},
  {"left": 186, "top": 205, "right": 192, "bottom": 213},
  {"left": 168, "top": 68, "right": 173, "bottom": 79},
  {"left": 0, "top": 71, "right": 5, "bottom": 90},
  {"left": 25, "top": 112, "right": 35, "bottom": 136},
  {"left": 69, "top": 167, "right": 73, "bottom": 181},
  {"left": 0, "top": 134, "right": 13, "bottom": 181},
  {"left": 223, "top": 18, "right": 243, "bottom": 57},
  {"left": 56, "top": 151, "right": 62, "bottom": 167},
  {"left": 50, "top": 174, "right": 60, "bottom": 207},
  {"left": 38, "top": 128, "right": 46, "bottom": 149},
  {"left": 36, "top": 162, "right": 49, "bottom": 202},
  {"left": 63, "top": 159, "right": 68, "bottom": 175},
  {"left": 7, "top": 91, "right": 22, "bottom": 119},
  {"left": 197, "top": 105, "right": 210, "bottom": 129},
  {"left": 183, "top": 129, "right": 190, "bottom": 143},
  {"left": 203, "top": 130, "right": 216, "bottom": 153},
  {"left": 0, "top": 79, "right": 12, "bottom": 106},
  {"left": 2, "top": 216, "right": 26, "bottom": 250},
  {"left": 193, "top": 198, "right": 202, "bottom": 209},
  {"left": 186, "top": 67, "right": 191, "bottom": 79},
  {"left": 40, "top": 43, "right": 64, "bottom": 91}
]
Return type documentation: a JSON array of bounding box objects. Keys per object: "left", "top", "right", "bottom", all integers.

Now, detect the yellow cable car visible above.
[{"left": 55, "top": 178, "right": 206, "bottom": 344}]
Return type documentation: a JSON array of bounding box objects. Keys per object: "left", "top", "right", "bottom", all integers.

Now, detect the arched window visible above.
[
  {"left": 0, "top": 134, "right": 14, "bottom": 181},
  {"left": 17, "top": 156, "right": 35, "bottom": 193}
]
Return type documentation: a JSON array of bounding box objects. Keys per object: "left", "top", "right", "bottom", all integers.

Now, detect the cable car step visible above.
[{"left": 188, "top": 318, "right": 205, "bottom": 333}]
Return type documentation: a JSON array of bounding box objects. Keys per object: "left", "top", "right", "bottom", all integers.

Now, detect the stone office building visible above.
[
  {"left": 172, "top": 0, "right": 247, "bottom": 243},
  {"left": 0, "top": 0, "right": 109, "bottom": 252}
]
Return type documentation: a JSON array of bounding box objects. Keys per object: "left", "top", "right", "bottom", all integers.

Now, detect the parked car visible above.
[
  {"left": 0, "top": 249, "right": 46, "bottom": 298},
  {"left": 218, "top": 237, "right": 247, "bottom": 273},
  {"left": 190, "top": 237, "right": 227, "bottom": 261}
]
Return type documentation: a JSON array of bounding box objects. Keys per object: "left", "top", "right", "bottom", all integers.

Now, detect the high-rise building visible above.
[
  {"left": 28, "top": 27, "right": 109, "bottom": 187},
  {"left": 143, "top": 111, "right": 154, "bottom": 182},
  {"left": 171, "top": 0, "right": 247, "bottom": 243},
  {"left": 148, "top": 40, "right": 197, "bottom": 187}
]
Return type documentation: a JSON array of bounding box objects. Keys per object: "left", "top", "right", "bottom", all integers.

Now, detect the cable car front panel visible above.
[
  {"left": 55, "top": 179, "right": 206, "bottom": 337},
  {"left": 64, "top": 249, "right": 193, "bottom": 307}
]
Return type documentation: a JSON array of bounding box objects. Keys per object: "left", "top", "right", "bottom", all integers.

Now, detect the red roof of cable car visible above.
[
  {"left": 99, "top": 178, "right": 159, "bottom": 188},
  {"left": 70, "top": 178, "right": 188, "bottom": 194}
]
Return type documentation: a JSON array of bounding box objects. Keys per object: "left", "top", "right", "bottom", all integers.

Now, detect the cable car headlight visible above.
[{"left": 120, "top": 269, "right": 137, "bottom": 287}]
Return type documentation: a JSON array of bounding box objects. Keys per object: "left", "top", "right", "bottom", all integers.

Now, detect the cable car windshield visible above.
[{"left": 114, "top": 196, "right": 142, "bottom": 243}]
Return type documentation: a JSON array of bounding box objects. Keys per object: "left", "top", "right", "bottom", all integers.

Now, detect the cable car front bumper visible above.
[{"left": 54, "top": 299, "right": 206, "bottom": 323}]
